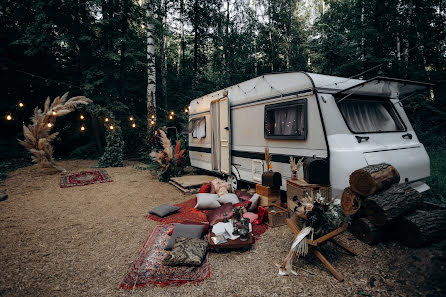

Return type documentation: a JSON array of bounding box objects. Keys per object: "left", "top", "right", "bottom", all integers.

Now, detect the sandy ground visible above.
[{"left": 0, "top": 160, "right": 444, "bottom": 297}]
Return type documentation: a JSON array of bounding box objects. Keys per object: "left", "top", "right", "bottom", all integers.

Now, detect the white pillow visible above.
[
  {"left": 216, "top": 193, "right": 240, "bottom": 205},
  {"left": 248, "top": 194, "right": 260, "bottom": 212},
  {"left": 195, "top": 193, "right": 221, "bottom": 210}
]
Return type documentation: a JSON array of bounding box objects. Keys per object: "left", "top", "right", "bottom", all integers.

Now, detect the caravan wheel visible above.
[{"left": 228, "top": 173, "right": 239, "bottom": 191}]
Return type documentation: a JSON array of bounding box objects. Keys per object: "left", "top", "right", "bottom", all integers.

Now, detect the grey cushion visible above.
[
  {"left": 216, "top": 193, "right": 240, "bottom": 205},
  {"left": 163, "top": 237, "right": 208, "bottom": 266},
  {"left": 149, "top": 204, "right": 181, "bottom": 217},
  {"left": 164, "top": 223, "right": 206, "bottom": 250}
]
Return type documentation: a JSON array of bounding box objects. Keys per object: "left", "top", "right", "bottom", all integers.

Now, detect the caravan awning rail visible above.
[{"left": 334, "top": 76, "right": 434, "bottom": 99}]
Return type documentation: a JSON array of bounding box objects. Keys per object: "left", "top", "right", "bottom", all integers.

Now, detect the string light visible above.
[
  {"left": 150, "top": 120, "right": 155, "bottom": 125},
  {"left": 52, "top": 111, "right": 56, "bottom": 116},
  {"left": 80, "top": 126, "right": 86, "bottom": 131},
  {"left": 169, "top": 115, "right": 173, "bottom": 120},
  {"left": 129, "top": 116, "right": 134, "bottom": 121},
  {"left": 18, "top": 102, "right": 24, "bottom": 108},
  {"left": 6, "top": 115, "right": 12, "bottom": 121},
  {"left": 131, "top": 123, "right": 136, "bottom": 128},
  {"left": 184, "top": 108, "right": 188, "bottom": 113},
  {"left": 170, "top": 111, "right": 174, "bottom": 115},
  {"left": 47, "top": 123, "right": 52, "bottom": 128},
  {"left": 109, "top": 125, "right": 114, "bottom": 130},
  {"left": 151, "top": 115, "right": 155, "bottom": 119},
  {"left": 80, "top": 115, "right": 85, "bottom": 120},
  {"left": 105, "top": 117, "right": 109, "bottom": 122}
]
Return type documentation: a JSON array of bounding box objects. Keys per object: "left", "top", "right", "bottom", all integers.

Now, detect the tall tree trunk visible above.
[
  {"left": 119, "top": 0, "right": 129, "bottom": 99},
  {"left": 160, "top": 0, "right": 168, "bottom": 110},
  {"left": 193, "top": 0, "right": 199, "bottom": 82},
  {"left": 146, "top": 0, "right": 156, "bottom": 148},
  {"left": 224, "top": 0, "right": 230, "bottom": 84},
  {"left": 180, "top": 0, "right": 185, "bottom": 69}
]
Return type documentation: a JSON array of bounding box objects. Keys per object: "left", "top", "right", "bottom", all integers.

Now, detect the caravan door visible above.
[{"left": 210, "top": 96, "right": 231, "bottom": 174}]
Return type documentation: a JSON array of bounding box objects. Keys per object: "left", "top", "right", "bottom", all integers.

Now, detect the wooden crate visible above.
[
  {"left": 256, "top": 183, "right": 280, "bottom": 198},
  {"left": 263, "top": 204, "right": 288, "bottom": 227},
  {"left": 286, "top": 179, "right": 332, "bottom": 213},
  {"left": 259, "top": 195, "right": 280, "bottom": 207}
]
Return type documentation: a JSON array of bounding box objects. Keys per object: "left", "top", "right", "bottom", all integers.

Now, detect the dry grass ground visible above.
[{"left": 0, "top": 160, "right": 444, "bottom": 297}]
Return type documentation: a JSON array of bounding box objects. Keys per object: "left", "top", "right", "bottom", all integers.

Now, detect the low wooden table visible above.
[{"left": 209, "top": 232, "right": 254, "bottom": 251}]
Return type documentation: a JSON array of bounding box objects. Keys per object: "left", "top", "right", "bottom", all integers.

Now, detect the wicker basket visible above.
[{"left": 263, "top": 204, "right": 288, "bottom": 227}]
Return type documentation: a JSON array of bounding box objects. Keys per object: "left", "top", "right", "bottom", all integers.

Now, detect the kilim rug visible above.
[
  {"left": 60, "top": 169, "right": 113, "bottom": 188},
  {"left": 120, "top": 224, "right": 210, "bottom": 289},
  {"left": 146, "top": 198, "right": 269, "bottom": 243}
]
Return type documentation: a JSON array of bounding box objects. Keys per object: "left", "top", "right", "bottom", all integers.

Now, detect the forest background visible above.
[{"left": 1, "top": 0, "right": 445, "bottom": 203}]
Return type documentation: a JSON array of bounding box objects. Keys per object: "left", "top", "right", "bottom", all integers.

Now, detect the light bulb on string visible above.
[
  {"left": 170, "top": 111, "right": 174, "bottom": 116},
  {"left": 184, "top": 108, "right": 188, "bottom": 113},
  {"left": 6, "top": 114, "right": 12, "bottom": 121},
  {"left": 52, "top": 111, "right": 56, "bottom": 116},
  {"left": 132, "top": 123, "right": 136, "bottom": 128},
  {"left": 80, "top": 126, "right": 86, "bottom": 131},
  {"left": 18, "top": 102, "right": 24, "bottom": 108},
  {"left": 47, "top": 123, "right": 52, "bottom": 128},
  {"left": 129, "top": 116, "right": 134, "bottom": 121},
  {"left": 169, "top": 115, "right": 173, "bottom": 120},
  {"left": 80, "top": 114, "right": 85, "bottom": 120},
  {"left": 150, "top": 120, "right": 155, "bottom": 125},
  {"left": 151, "top": 115, "right": 155, "bottom": 119},
  {"left": 109, "top": 125, "right": 114, "bottom": 130},
  {"left": 105, "top": 117, "right": 109, "bottom": 122}
]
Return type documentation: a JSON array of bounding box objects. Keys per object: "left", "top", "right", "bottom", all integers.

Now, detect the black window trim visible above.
[
  {"left": 190, "top": 116, "right": 206, "bottom": 139},
  {"left": 264, "top": 98, "right": 308, "bottom": 140},
  {"left": 334, "top": 95, "right": 407, "bottom": 134}
]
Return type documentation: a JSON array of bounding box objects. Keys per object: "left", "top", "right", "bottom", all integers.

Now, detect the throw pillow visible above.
[
  {"left": 168, "top": 221, "right": 211, "bottom": 236},
  {"left": 243, "top": 212, "right": 259, "bottom": 223},
  {"left": 163, "top": 237, "right": 209, "bottom": 266},
  {"left": 198, "top": 183, "right": 211, "bottom": 194},
  {"left": 235, "top": 190, "right": 253, "bottom": 201},
  {"left": 194, "top": 193, "right": 221, "bottom": 210},
  {"left": 164, "top": 224, "right": 206, "bottom": 250},
  {"left": 149, "top": 205, "right": 181, "bottom": 218},
  {"left": 216, "top": 193, "right": 239, "bottom": 205},
  {"left": 206, "top": 203, "right": 234, "bottom": 226},
  {"left": 248, "top": 194, "right": 260, "bottom": 212}
]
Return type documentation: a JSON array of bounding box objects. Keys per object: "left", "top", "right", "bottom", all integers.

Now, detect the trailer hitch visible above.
[{"left": 355, "top": 136, "right": 370, "bottom": 143}]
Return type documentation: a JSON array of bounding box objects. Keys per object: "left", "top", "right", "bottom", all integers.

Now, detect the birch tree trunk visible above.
[
  {"left": 146, "top": 0, "right": 156, "bottom": 148},
  {"left": 160, "top": 0, "right": 168, "bottom": 110}
]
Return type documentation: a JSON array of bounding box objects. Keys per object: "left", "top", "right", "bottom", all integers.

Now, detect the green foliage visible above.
[{"left": 424, "top": 147, "right": 446, "bottom": 205}]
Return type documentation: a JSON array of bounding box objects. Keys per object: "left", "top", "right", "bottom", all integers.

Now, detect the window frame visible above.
[
  {"left": 335, "top": 95, "right": 407, "bottom": 134},
  {"left": 264, "top": 98, "right": 308, "bottom": 140},
  {"left": 190, "top": 116, "right": 206, "bottom": 139}
]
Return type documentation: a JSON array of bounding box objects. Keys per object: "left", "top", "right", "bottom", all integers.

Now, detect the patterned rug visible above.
[
  {"left": 120, "top": 224, "right": 210, "bottom": 289},
  {"left": 146, "top": 198, "right": 269, "bottom": 243},
  {"left": 60, "top": 169, "right": 113, "bottom": 188}
]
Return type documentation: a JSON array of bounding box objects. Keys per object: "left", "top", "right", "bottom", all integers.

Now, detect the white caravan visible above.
[{"left": 187, "top": 72, "right": 432, "bottom": 199}]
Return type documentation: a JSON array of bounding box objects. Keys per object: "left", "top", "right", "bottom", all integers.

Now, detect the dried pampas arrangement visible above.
[
  {"left": 150, "top": 130, "right": 185, "bottom": 180},
  {"left": 18, "top": 93, "right": 92, "bottom": 171},
  {"left": 265, "top": 147, "right": 272, "bottom": 171}
]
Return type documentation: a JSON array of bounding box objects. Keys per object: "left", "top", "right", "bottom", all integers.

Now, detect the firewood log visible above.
[
  {"left": 363, "top": 183, "right": 422, "bottom": 227},
  {"left": 350, "top": 218, "right": 388, "bottom": 245},
  {"left": 349, "top": 163, "right": 400, "bottom": 197},
  {"left": 341, "top": 187, "right": 362, "bottom": 216},
  {"left": 396, "top": 209, "right": 446, "bottom": 247}
]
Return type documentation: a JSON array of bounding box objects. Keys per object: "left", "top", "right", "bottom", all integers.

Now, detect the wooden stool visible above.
[{"left": 286, "top": 216, "right": 356, "bottom": 282}]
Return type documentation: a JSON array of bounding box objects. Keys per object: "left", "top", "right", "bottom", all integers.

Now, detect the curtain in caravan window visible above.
[
  {"left": 273, "top": 107, "right": 298, "bottom": 135},
  {"left": 338, "top": 100, "right": 402, "bottom": 132},
  {"left": 191, "top": 118, "right": 206, "bottom": 139}
]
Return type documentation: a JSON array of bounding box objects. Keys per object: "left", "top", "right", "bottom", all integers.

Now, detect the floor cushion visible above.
[
  {"left": 168, "top": 221, "right": 211, "bottom": 236},
  {"left": 195, "top": 193, "right": 221, "bottom": 210},
  {"left": 165, "top": 223, "right": 206, "bottom": 250},
  {"left": 235, "top": 190, "right": 253, "bottom": 201},
  {"left": 216, "top": 193, "right": 240, "bottom": 205},
  {"left": 243, "top": 212, "right": 259, "bottom": 223},
  {"left": 149, "top": 204, "right": 181, "bottom": 218},
  {"left": 206, "top": 203, "right": 234, "bottom": 226},
  {"left": 234, "top": 200, "right": 252, "bottom": 209},
  {"left": 198, "top": 183, "right": 212, "bottom": 194},
  {"left": 248, "top": 194, "right": 260, "bottom": 212},
  {"left": 163, "top": 237, "right": 209, "bottom": 266}
]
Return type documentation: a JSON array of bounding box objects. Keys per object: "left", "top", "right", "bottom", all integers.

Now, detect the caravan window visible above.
[
  {"left": 264, "top": 99, "right": 307, "bottom": 139},
  {"left": 338, "top": 99, "right": 405, "bottom": 133},
  {"left": 189, "top": 117, "right": 206, "bottom": 139}
]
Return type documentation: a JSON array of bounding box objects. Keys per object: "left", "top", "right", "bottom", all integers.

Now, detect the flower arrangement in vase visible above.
[{"left": 289, "top": 156, "right": 304, "bottom": 180}]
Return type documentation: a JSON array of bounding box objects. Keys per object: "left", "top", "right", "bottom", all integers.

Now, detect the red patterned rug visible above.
[
  {"left": 120, "top": 224, "right": 210, "bottom": 289},
  {"left": 146, "top": 198, "right": 268, "bottom": 243},
  {"left": 60, "top": 169, "right": 112, "bottom": 188}
]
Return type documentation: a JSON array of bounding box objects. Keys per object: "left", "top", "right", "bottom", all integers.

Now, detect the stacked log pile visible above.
[{"left": 341, "top": 163, "right": 446, "bottom": 247}]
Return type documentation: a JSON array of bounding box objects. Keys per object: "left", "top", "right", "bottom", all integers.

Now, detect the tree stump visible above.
[
  {"left": 396, "top": 209, "right": 446, "bottom": 247},
  {"left": 350, "top": 218, "right": 387, "bottom": 245},
  {"left": 349, "top": 163, "right": 400, "bottom": 197},
  {"left": 340, "top": 187, "right": 362, "bottom": 216},
  {"left": 363, "top": 183, "right": 422, "bottom": 227}
]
